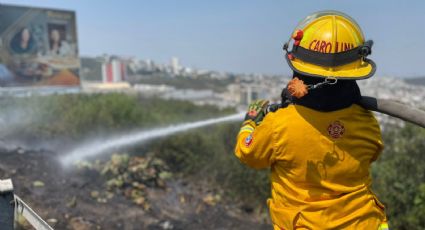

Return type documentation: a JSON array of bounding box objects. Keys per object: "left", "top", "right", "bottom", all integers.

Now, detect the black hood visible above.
[{"left": 281, "top": 72, "right": 362, "bottom": 112}]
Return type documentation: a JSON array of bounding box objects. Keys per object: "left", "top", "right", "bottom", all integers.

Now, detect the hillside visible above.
[
  {"left": 404, "top": 76, "right": 425, "bottom": 86},
  {"left": 0, "top": 94, "right": 270, "bottom": 229},
  {"left": 0, "top": 92, "right": 424, "bottom": 229}
]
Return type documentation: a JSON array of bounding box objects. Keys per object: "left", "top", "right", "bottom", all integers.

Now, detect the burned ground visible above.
[{"left": 0, "top": 147, "right": 271, "bottom": 230}]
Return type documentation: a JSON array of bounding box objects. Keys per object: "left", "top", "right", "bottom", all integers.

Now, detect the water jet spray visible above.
[{"left": 59, "top": 112, "right": 245, "bottom": 166}]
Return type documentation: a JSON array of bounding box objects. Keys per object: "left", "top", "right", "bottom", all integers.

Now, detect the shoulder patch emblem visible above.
[
  {"left": 244, "top": 134, "right": 253, "bottom": 147},
  {"left": 327, "top": 121, "right": 345, "bottom": 139}
]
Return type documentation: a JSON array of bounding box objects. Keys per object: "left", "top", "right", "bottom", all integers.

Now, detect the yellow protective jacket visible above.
[{"left": 235, "top": 104, "right": 387, "bottom": 230}]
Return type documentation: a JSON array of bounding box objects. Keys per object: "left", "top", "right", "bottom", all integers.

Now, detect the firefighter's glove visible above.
[{"left": 244, "top": 99, "right": 269, "bottom": 125}]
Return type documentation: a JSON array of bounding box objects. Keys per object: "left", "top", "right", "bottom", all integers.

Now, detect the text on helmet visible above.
[{"left": 309, "top": 40, "right": 355, "bottom": 53}]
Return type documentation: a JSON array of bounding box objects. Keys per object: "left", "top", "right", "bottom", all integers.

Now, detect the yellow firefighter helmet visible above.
[{"left": 284, "top": 10, "right": 376, "bottom": 80}]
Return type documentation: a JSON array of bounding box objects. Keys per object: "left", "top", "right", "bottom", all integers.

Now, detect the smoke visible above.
[
  {"left": 59, "top": 112, "right": 245, "bottom": 166},
  {"left": 0, "top": 98, "right": 59, "bottom": 152},
  {"left": 0, "top": 106, "right": 33, "bottom": 136}
]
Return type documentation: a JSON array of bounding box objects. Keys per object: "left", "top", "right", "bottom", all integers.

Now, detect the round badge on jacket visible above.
[
  {"left": 244, "top": 134, "right": 253, "bottom": 147},
  {"left": 327, "top": 121, "right": 345, "bottom": 139}
]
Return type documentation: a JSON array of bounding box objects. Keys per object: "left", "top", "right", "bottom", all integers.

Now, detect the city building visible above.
[
  {"left": 102, "top": 59, "right": 127, "bottom": 83},
  {"left": 170, "top": 57, "right": 180, "bottom": 75}
]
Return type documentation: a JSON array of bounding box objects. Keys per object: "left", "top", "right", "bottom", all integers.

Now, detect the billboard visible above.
[{"left": 0, "top": 4, "right": 80, "bottom": 87}]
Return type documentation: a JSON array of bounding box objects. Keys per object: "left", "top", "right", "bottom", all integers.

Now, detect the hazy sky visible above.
[{"left": 3, "top": 0, "right": 425, "bottom": 77}]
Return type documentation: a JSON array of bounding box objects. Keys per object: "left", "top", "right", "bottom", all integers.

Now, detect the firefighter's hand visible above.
[{"left": 244, "top": 99, "right": 269, "bottom": 125}]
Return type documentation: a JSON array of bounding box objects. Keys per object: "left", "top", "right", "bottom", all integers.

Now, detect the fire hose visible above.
[
  {"left": 359, "top": 96, "right": 425, "bottom": 128},
  {"left": 267, "top": 96, "right": 425, "bottom": 128}
]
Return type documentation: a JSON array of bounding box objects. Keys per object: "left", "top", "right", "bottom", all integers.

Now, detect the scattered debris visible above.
[
  {"left": 79, "top": 153, "right": 173, "bottom": 209},
  {"left": 179, "top": 194, "right": 186, "bottom": 204},
  {"left": 90, "top": 191, "right": 99, "bottom": 198},
  {"left": 69, "top": 217, "right": 95, "bottom": 230},
  {"left": 202, "top": 194, "right": 221, "bottom": 206},
  {"left": 160, "top": 220, "right": 174, "bottom": 230},
  {"left": 66, "top": 196, "right": 77, "bottom": 208},
  {"left": 4, "top": 149, "right": 271, "bottom": 230},
  {"left": 46, "top": 218, "right": 58, "bottom": 227},
  {"left": 32, "top": 180, "right": 45, "bottom": 187}
]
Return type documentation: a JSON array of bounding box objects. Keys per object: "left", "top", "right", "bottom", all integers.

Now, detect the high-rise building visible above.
[
  {"left": 171, "top": 57, "right": 180, "bottom": 75},
  {"left": 102, "top": 59, "right": 127, "bottom": 83}
]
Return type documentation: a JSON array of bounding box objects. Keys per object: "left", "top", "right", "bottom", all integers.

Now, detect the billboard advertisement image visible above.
[{"left": 0, "top": 4, "right": 80, "bottom": 87}]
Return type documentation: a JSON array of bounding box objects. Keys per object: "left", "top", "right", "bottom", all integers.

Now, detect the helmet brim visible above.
[{"left": 285, "top": 54, "right": 376, "bottom": 80}]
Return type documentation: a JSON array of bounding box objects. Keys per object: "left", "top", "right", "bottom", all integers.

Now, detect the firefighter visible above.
[{"left": 235, "top": 11, "right": 389, "bottom": 230}]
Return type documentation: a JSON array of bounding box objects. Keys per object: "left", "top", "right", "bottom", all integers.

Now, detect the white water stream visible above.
[{"left": 60, "top": 112, "right": 244, "bottom": 166}]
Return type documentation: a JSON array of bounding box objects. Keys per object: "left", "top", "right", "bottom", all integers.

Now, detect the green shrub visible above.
[
  {"left": 0, "top": 93, "right": 232, "bottom": 140},
  {"left": 153, "top": 122, "right": 270, "bottom": 205},
  {"left": 372, "top": 124, "right": 425, "bottom": 229}
]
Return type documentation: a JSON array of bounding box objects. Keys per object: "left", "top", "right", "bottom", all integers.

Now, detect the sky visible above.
[{"left": 2, "top": 0, "right": 425, "bottom": 77}]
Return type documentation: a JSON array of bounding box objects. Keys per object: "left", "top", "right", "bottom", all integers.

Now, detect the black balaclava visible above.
[{"left": 281, "top": 72, "right": 362, "bottom": 112}]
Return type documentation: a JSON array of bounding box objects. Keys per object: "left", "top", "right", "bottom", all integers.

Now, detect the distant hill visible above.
[{"left": 404, "top": 77, "right": 425, "bottom": 86}]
